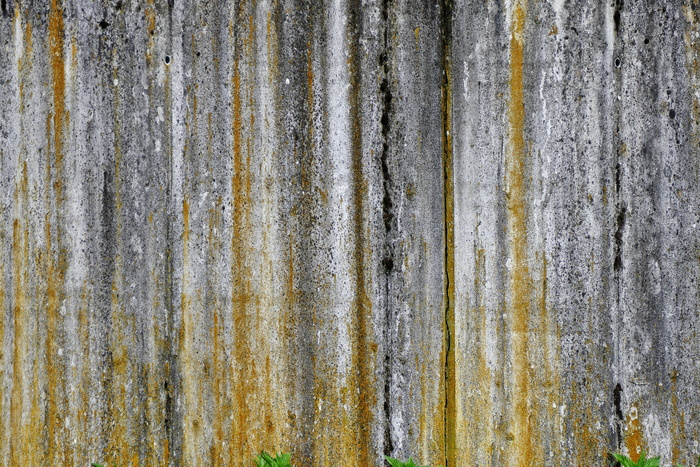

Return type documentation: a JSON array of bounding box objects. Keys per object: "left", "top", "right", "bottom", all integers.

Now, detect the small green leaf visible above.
[{"left": 385, "top": 456, "right": 405, "bottom": 467}]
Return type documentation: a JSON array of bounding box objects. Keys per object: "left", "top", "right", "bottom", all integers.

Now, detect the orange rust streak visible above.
[
  {"left": 10, "top": 200, "right": 29, "bottom": 465},
  {"left": 348, "top": 26, "right": 375, "bottom": 466},
  {"left": 464, "top": 248, "right": 492, "bottom": 466},
  {"left": 625, "top": 404, "right": 645, "bottom": 462},
  {"left": 230, "top": 49, "right": 254, "bottom": 462},
  {"left": 443, "top": 10, "right": 456, "bottom": 465},
  {"left": 181, "top": 195, "right": 195, "bottom": 464},
  {"left": 47, "top": 0, "right": 68, "bottom": 463},
  {"left": 506, "top": 2, "right": 534, "bottom": 465}
]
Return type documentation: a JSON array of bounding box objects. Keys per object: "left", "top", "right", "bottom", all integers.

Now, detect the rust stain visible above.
[
  {"left": 106, "top": 49, "right": 130, "bottom": 465},
  {"left": 230, "top": 32, "right": 254, "bottom": 461},
  {"left": 505, "top": 1, "right": 536, "bottom": 465},
  {"left": 625, "top": 404, "right": 644, "bottom": 461},
  {"left": 47, "top": 0, "right": 69, "bottom": 463},
  {"left": 211, "top": 310, "right": 225, "bottom": 465},
  {"left": 17, "top": 15, "right": 32, "bottom": 78},
  {"left": 347, "top": 7, "right": 376, "bottom": 464},
  {"left": 10, "top": 163, "right": 29, "bottom": 466},
  {"left": 77, "top": 282, "right": 91, "bottom": 462},
  {"left": 670, "top": 372, "right": 685, "bottom": 464},
  {"left": 463, "top": 247, "right": 493, "bottom": 465},
  {"left": 181, "top": 194, "right": 197, "bottom": 464},
  {"left": 145, "top": 1, "right": 156, "bottom": 64}
]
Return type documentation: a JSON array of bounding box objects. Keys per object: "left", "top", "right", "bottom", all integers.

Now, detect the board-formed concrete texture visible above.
[{"left": 1, "top": 0, "right": 699, "bottom": 465}]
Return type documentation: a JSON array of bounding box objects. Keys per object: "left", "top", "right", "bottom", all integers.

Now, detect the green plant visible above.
[
  {"left": 253, "top": 451, "right": 294, "bottom": 467},
  {"left": 611, "top": 451, "right": 660, "bottom": 467},
  {"left": 384, "top": 455, "right": 433, "bottom": 467}
]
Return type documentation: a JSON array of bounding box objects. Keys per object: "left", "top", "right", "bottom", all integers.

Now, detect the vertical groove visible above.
[
  {"left": 379, "top": 0, "right": 394, "bottom": 458},
  {"left": 441, "top": 0, "right": 455, "bottom": 466}
]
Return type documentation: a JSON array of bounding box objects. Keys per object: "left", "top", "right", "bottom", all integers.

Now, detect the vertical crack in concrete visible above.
[
  {"left": 379, "top": 0, "right": 395, "bottom": 458},
  {"left": 441, "top": 0, "right": 455, "bottom": 465}
]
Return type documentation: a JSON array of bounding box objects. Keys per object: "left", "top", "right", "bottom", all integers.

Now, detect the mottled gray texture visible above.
[{"left": 1, "top": 0, "right": 699, "bottom": 466}]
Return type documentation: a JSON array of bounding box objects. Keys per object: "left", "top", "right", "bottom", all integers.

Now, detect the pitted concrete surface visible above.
[{"left": 1, "top": 1, "right": 699, "bottom": 466}]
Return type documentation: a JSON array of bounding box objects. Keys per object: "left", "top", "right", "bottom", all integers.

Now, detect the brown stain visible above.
[
  {"left": 670, "top": 372, "right": 684, "bottom": 464},
  {"left": 464, "top": 248, "right": 493, "bottom": 465},
  {"left": 6, "top": 12, "right": 32, "bottom": 461},
  {"left": 47, "top": 0, "right": 69, "bottom": 463},
  {"left": 10, "top": 163, "right": 29, "bottom": 466},
  {"left": 211, "top": 310, "right": 224, "bottom": 465},
  {"left": 568, "top": 362, "right": 599, "bottom": 465},
  {"left": 230, "top": 21, "right": 254, "bottom": 460},
  {"left": 106, "top": 49, "right": 130, "bottom": 465},
  {"left": 17, "top": 14, "right": 32, "bottom": 76},
  {"left": 625, "top": 404, "right": 644, "bottom": 461},
  {"left": 180, "top": 195, "right": 196, "bottom": 464},
  {"left": 506, "top": 1, "right": 536, "bottom": 465},
  {"left": 145, "top": 1, "right": 156, "bottom": 64},
  {"left": 76, "top": 283, "right": 90, "bottom": 462},
  {"left": 347, "top": 5, "right": 376, "bottom": 464}
]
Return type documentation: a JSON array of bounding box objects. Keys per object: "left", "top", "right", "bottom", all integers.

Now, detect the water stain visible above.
[
  {"left": 47, "top": 0, "right": 69, "bottom": 463},
  {"left": 625, "top": 403, "right": 644, "bottom": 461},
  {"left": 347, "top": 3, "right": 376, "bottom": 463},
  {"left": 505, "top": 1, "right": 535, "bottom": 464},
  {"left": 10, "top": 163, "right": 29, "bottom": 466},
  {"left": 230, "top": 11, "right": 255, "bottom": 458}
]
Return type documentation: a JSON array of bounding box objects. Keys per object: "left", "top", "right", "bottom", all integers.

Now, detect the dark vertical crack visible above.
[
  {"left": 379, "top": 0, "right": 395, "bottom": 459},
  {"left": 441, "top": 0, "right": 455, "bottom": 465},
  {"left": 613, "top": 0, "right": 623, "bottom": 34},
  {"left": 613, "top": 383, "right": 624, "bottom": 450},
  {"left": 613, "top": 201, "right": 626, "bottom": 272}
]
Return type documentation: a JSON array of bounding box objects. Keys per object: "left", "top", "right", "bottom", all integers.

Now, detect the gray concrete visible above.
[{"left": 1, "top": 0, "right": 699, "bottom": 465}]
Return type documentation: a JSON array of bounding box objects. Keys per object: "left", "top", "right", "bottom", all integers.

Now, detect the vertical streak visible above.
[
  {"left": 506, "top": 1, "right": 533, "bottom": 464},
  {"left": 10, "top": 163, "right": 28, "bottom": 466},
  {"left": 348, "top": 2, "right": 374, "bottom": 463},
  {"left": 180, "top": 195, "right": 193, "bottom": 463},
  {"left": 230, "top": 11, "right": 254, "bottom": 456},
  {"left": 441, "top": 0, "right": 455, "bottom": 465},
  {"left": 48, "top": 0, "right": 67, "bottom": 463}
]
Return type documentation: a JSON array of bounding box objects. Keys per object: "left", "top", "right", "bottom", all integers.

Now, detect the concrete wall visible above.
[{"left": 1, "top": 0, "right": 699, "bottom": 465}]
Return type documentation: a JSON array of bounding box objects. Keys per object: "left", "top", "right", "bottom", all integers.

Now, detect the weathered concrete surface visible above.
[{"left": 1, "top": 0, "right": 699, "bottom": 466}]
